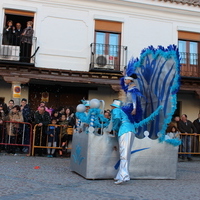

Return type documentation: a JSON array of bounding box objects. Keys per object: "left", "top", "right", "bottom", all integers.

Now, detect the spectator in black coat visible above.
[
  {"left": 3, "top": 20, "right": 15, "bottom": 45},
  {"left": 178, "top": 114, "right": 197, "bottom": 161},
  {"left": 34, "top": 106, "right": 51, "bottom": 156},
  {"left": 20, "top": 98, "right": 31, "bottom": 153},
  {"left": 14, "top": 23, "right": 23, "bottom": 46},
  {"left": 193, "top": 113, "right": 200, "bottom": 134}
]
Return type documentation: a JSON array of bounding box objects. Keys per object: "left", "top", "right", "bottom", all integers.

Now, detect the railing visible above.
[
  {"left": 178, "top": 133, "right": 200, "bottom": 155},
  {"left": 90, "top": 43, "right": 127, "bottom": 72},
  {"left": 179, "top": 52, "right": 200, "bottom": 77},
  {"left": 0, "top": 121, "right": 32, "bottom": 156},
  {"left": 0, "top": 33, "right": 37, "bottom": 64},
  {"left": 32, "top": 124, "right": 73, "bottom": 156}
]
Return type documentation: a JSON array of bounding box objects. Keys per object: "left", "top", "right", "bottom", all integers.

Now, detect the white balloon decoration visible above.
[
  {"left": 76, "top": 104, "right": 86, "bottom": 112},
  {"left": 89, "top": 99, "right": 101, "bottom": 108}
]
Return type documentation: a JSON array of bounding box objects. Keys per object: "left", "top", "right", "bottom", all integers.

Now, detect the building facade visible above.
[{"left": 0, "top": 0, "right": 200, "bottom": 120}]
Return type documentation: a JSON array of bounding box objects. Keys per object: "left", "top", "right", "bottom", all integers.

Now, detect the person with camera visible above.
[
  {"left": 20, "top": 21, "right": 34, "bottom": 62},
  {"left": 3, "top": 20, "right": 15, "bottom": 45}
]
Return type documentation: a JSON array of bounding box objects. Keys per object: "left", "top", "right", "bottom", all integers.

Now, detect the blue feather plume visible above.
[{"left": 125, "top": 45, "right": 181, "bottom": 143}]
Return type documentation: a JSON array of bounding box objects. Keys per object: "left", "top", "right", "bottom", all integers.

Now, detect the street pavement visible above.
[{"left": 0, "top": 153, "right": 200, "bottom": 200}]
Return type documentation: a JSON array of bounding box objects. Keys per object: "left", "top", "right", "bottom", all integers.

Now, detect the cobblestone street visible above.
[{"left": 0, "top": 154, "right": 200, "bottom": 200}]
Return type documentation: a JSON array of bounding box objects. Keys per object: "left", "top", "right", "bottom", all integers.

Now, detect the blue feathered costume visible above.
[
  {"left": 120, "top": 76, "right": 143, "bottom": 124},
  {"left": 122, "top": 45, "right": 181, "bottom": 146}
]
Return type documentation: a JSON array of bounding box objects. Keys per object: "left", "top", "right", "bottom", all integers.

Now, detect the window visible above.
[
  {"left": 95, "top": 32, "right": 120, "bottom": 56},
  {"left": 93, "top": 20, "right": 123, "bottom": 71},
  {"left": 178, "top": 31, "right": 200, "bottom": 66},
  {"left": 178, "top": 40, "right": 198, "bottom": 65},
  {"left": 95, "top": 20, "right": 121, "bottom": 55},
  {"left": 0, "top": 9, "right": 35, "bottom": 63},
  {"left": 2, "top": 9, "right": 34, "bottom": 45}
]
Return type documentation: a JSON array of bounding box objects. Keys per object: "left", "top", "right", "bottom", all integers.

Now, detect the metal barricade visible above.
[
  {"left": 178, "top": 133, "right": 200, "bottom": 155},
  {"left": 32, "top": 124, "right": 73, "bottom": 156},
  {"left": 0, "top": 121, "right": 32, "bottom": 155}
]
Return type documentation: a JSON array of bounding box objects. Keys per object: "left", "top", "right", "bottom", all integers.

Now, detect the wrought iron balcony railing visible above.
[
  {"left": 0, "top": 33, "right": 37, "bottom": 64},
  {"left": 179, "top": 52, "right": 200, "bottom": 77},
  {"left": 90, "top": 43, "right": 127, "bottom": 72}
]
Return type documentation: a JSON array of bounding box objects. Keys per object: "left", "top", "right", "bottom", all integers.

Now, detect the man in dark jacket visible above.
[
  {"left": 20, "top": 98, "right": 31, "bottom": 153},
  {"left": 14, "top": 23, "right": 23, "bottom": 46},
  {"left": 178, "top": 114, "right": 197, "bottom": 161},
  {"left": 193, "top": 113, "right": 200, "bottom": 134},
  {"left": 34, "top": 106, "right": 51, "bottom": 156},
  {"left": 193, "top": 113, "right": 200, "bottom": 153}
]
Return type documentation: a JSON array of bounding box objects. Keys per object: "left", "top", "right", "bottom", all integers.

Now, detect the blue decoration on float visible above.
[
  {"left": 72, "top": 144, "right": 84, "bottom": 165},
  {"left": 134, "top": 105, "right": 163, "bottom": 129},
  {"left": 125, "top": 45, "right": 181, "bottom": 142},
  {"left": 165, "top": 138, "right": 181, "bottom": 146},
  {"left": 114, "top": 147, "right": 150, "bottom": 170},
  {"left": 76, "top": 108, "right": 109, "bottom": 129},
  {"left": 76, "top": 112, "right": 87, "bottom": 123}
]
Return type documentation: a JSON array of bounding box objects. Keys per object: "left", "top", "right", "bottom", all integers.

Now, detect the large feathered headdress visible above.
[{"left": 124, "top": 57, "right": 139, "bottom": 81}]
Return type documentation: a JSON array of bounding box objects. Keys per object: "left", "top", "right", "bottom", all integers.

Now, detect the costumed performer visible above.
[
  {"left": 78, "top": 100, "right": 90, "bottom": 133},
  {"left": 120, "top": 73, "right": 143, "bottom": 124},
  {"left": 110, "top": 100, "right": 135, "bottom": 185}
]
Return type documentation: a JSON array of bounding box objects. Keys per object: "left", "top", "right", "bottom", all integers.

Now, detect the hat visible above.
[
  {"left": 81, "top": 100, "right": 90, "bottom": 107},
  {"left": 110, "top": 100, "right": 122, "bottom": 108},
  {"left": 124, "top": 76, "right": 134, "bottom": 81}
]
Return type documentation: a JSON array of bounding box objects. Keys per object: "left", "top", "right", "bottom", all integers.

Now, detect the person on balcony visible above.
[
  {"left": 178, "top": 114, "right": 197, "bottom": 161},
  {"left": 20, "top": 21, "right": 34, "bottom": 63},
  {"left": 2, "top": 20, "right": 15, "bottom": 45},
  {"left": 14, "top": 23, "right": 23, "bottom": 46}
]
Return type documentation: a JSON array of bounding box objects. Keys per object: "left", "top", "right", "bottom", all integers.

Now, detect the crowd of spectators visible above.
[
  {"left": 0, "top": 99, "right": 76, "bottom": 157},
  {"left": 166, "top": 113, "right": 200, "bottom": 161},
  {"left": 5, "top": 97, "right": 200, "bottom": 160}
]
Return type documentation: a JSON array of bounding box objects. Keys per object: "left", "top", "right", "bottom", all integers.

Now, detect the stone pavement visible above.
[{"left": 0, "top": 153, "right": 200, "bottom": 200}]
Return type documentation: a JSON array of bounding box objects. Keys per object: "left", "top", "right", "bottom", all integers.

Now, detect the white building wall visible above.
[
  {"left": 0, "top": 0, "right": 200, "bottom": 110},
  {"left": 1, "top": 0, "right": 200, "bottom": 71}
]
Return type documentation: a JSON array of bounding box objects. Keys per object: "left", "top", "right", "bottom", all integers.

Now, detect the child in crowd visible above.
[
  {"left": 166, "top": 125, "right": 180, "bottom": 139},
  {"left": 58, "top": 114, "right": 70, "bottom": 156},
  {"left": 51, "top": 109, "right": 60, "bottom": 122},
  {"left": 0, "top": 104, "right": 5, "bottom": 124},
  {"left": 46, "top": 119, "right": 60, "bottom": 157}
]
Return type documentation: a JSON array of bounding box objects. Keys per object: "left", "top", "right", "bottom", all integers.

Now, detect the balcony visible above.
[
  {"left": 90, "top": 43, "right": 127, "bottom": 73},
  {"left": 179, "top": 52, "right": 200, "bottom": 78},
  {"left": 0, "top": 33, "right": 37, "bottom": 65}
]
